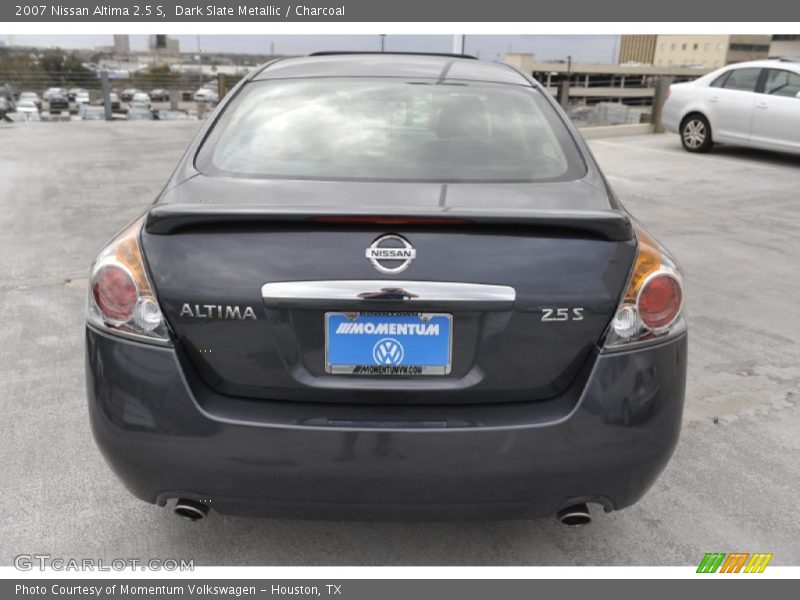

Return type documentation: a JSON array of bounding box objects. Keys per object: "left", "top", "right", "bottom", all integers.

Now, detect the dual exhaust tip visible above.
[{"left": 172, "top": 498, "right": 592, "bottom": 525}]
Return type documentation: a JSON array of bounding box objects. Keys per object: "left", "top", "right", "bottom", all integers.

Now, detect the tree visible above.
[
  {"left": 38, "top": 49, "right": 95, "bottom": 87},
  {"left": 133, "top": 65, "right": 180, "bottom": 90}
]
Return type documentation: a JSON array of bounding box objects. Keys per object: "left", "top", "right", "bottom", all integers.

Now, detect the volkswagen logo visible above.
[
  {"left": 372, "top": 338, "right": 405, "bottom": 366},
  {"left": 365, "top": 234, "right": 416, "bottom": 274}
]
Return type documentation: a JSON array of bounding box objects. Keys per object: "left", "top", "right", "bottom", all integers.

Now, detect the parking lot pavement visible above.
[{"left": 1, "top": 122, "right": 798, "bottom": 566}]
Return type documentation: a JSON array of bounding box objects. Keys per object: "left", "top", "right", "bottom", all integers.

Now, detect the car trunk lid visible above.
[{"left": 141, "top": 176, "right": 635, "bottom": 404}]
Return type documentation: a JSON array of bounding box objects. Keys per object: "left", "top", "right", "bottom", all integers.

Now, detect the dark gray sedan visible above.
[{"left": 86, "top": 53, "right": 687, "bottom": 525}]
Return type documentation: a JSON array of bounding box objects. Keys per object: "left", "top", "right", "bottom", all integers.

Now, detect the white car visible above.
[
  {"left": 11, "top": 100, "right": 40, "bottom": 122},
  {"left": 662, "top": 58, "right": 800, "bottom": 155},
  {"left": 19, "top": 91, "right": 41, "bottom": 109},
  {"left": 75, "top": 91, "right": 91, "bottom": 105},
  {"left": 130, "top": 92, "right": 151, "bottom": 108},
  {"left": 15, "top": 99, "right": 38, "bottom": 113},
  {"left": 43, "top": 87, "right": 66, "bottom": 101},
  {"left": 193, "top": 87, "right": 219, "bottom": 103}
]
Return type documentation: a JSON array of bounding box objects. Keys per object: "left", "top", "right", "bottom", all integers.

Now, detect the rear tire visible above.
[{"left": 680, "top": 114, "right": 713, "bottom": 153}]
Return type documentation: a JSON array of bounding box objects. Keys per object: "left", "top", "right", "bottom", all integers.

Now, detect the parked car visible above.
[
  {"left": 109, "top": 92, "right": 121, "bottom": 111},
  {"left": 47, "top": 95, "right": 69, "bottom": 114},
  {"left": 15, "top": 99, "right": 39, "bottom": 114},
  {"left": 193, "top": 87, "right": 219, "bottom": 103},
  {"left": 130, "top": 92, "right": 151, "bottom": 108},
  {"left": 75, "top": 90, "right": 91, "bottom": 105},
  {"left": 13, "top": 101, "right": 41, "bottom": 122},
  {"left": 43, "top": 87, "right": 66, "bottom": 101},
  {"left": 662, "top": 58, "right": 800, "bottom": 155},
  {"left": 149, "top": 88, "right": 170, "bottom": 102},
  {"left": 86, "top": 52, "right": 687, "bottom": 524},
  {"left": 19, "top": 91, "right": 41, "bottom": 110},
  {"left": 67, "top": 87, "right": 87, "bottom": 102},
  {"left": 120, "top": 88, "right": 142, "bottom": 102}
]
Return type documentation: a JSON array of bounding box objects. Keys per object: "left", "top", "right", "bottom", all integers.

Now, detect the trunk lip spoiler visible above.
[{"left": 145, "top": 205, "right": 634, "bottom": 241}]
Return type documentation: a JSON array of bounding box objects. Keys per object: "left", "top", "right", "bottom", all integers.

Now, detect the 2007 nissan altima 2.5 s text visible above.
[{"left": 86, "top": 52, "right": 687, "bottom": 525}]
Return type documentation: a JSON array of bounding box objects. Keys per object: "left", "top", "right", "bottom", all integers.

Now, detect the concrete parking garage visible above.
[{"left": 0, "top": 121, "right": 798, "bottom": 566}]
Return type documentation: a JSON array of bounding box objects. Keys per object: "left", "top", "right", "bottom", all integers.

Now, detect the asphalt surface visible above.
[{"left": 1, "top": 121, "right": 798, "bottom": 566}]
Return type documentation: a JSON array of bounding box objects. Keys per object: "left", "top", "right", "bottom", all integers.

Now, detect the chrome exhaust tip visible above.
[
  {"left": 174, "top": 498, "right": 209, "bottom": 521},
  {"left": 556, "top": 503, "right": 591, "bottom": 526}
]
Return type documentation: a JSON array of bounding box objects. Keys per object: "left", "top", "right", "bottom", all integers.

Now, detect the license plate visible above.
[{"left": 325, "top": 312, "right": 452, "bottom": 375}]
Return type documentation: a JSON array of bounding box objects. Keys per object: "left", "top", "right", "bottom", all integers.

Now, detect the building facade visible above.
[
  {"left": 769, "top": 35, "right": 800, "bottom": 58},
  {"left": 619, "top": 35, "right": 658, "bottom": 64},
  {"left": 112, "top": 34, "right": 130, "bottom": 56},
  {"left": 147, "top": 35, "right": 181, "bottom": 65},
  {"left": 653, "top": 35, "right": 771, "bottom": 69},
  {"left": 503, "top": 53, "right": 538, "bottom": 74}
]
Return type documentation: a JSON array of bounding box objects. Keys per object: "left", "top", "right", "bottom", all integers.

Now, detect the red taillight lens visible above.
[
  {"left": 92, "top": 264, "right": 138, "bottom": 322},
  {"left": 637, "top": 273, "right": 682, "bottom": 330}
]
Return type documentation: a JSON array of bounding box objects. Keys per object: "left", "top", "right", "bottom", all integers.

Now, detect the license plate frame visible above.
[{"left": 325, "top": 311, "right": 453, "bottom": 376}]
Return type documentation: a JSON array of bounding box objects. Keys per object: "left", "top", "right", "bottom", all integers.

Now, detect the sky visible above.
[{"left": 1, "top": 34, "right": 620, "bottom": 63}]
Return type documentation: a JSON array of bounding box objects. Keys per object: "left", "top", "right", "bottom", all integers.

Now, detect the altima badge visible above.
[
  {"left": 180, "top": 303, "right": 257, "bottom": 320},
  {"left": 366, "top": 234, "right": 416, "bottom": 274}
]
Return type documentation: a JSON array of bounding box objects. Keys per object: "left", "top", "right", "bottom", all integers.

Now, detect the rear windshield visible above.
[{"left": 196, "top": 78, "right": 586, "bottom": 183}]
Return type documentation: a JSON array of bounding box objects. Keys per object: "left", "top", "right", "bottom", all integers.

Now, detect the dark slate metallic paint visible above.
[
  {"left": 145, "top": 177, "right": 633, "bottom": 241},
  {"left": 86, "top": 327, "right": 686, "bottom": 519},
  {"left": 141, "top": 224, "right": 635, "bottom": 404}
]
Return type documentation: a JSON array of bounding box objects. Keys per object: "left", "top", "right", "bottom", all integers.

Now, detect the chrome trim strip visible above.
[{"left": 261, "top": 280, "right": 516, "bottom": 304}]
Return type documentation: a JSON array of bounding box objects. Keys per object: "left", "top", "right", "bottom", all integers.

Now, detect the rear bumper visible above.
[{"left": 86, "top": 327, "right": 687, "bottom": 519}]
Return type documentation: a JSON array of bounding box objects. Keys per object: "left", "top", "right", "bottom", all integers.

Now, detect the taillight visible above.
[
  {"left": 604, "top": 223, "right": 685, "bottom": 349},
  {"left": 638, "top": 272, "right": 682, "bottom": 330},
  {"left": 92, "top": 264, "right": 138, "bottom": 322},
  {"left": 87, "top": 216, "right": 170, "bottom": 344}
]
